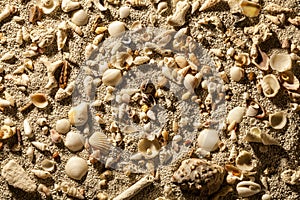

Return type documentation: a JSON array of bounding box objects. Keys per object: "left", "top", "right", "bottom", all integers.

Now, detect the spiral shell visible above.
[
  {"left": 261, "top": 74, "right": 280, "bottom": 98},
  {"left": 31, "top": 169, "right": 52, "bottom": 179},
  {"left": 65, "top": 156, "right": 88, "bottom": 180},
  {"left": 36, "top": 0, "right": 59, "bottom": 14}
]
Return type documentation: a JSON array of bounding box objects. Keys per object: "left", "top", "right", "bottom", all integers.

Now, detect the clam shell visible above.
[
  {"left": 270, "top": 53, "right": 292, "bottom": 72},
  {"left": 68, "top": 102, "right": 89, "bottom": 126},
  {"left": 30, "top": 93, "right": 48, "bottom": 108},
  {"left": 230, "top": 66, "right": 244, "bottom": 82},
  {"left": 261, "top": 74, "right": 280, "bottom": 98},
  {"left": 119, "top": 6, "right": 130, "bottom": 18},
  {"left": 65, "top": 131, "right": 84, "bottom": 152},
  {"left": 65, "top": 156, "right": 88, "bottom": 180},
  {"left": 138, "top": 138, "right": 161, "bottom": 159},
  {"left": 236, "top": 151, "right": 254, "bottom": 171},
  {"left": 236, "top": 181, "right": 261, "bottom": 197},
  {"left": 269, "top": 111, "right": 287, "bottom": 129},
  {"left": 197, "top": 129, "right": 219, "bottom": 152},
  {"left": 41, "top": 159, "right": 56, "bottom": 172},
  {"left": 36, "top": 0, "right": 59, "bottom": 14},
  {"left": 102, "top": 69, "right": 122, "bottom": 86},
  {"left": 227, "top": 106, "right": 246, "bottom": 124},
  {"left": 88, "top": 131, "right": 111, "bottom": 154},
  {"left": 108, "top": 21, "right": 125, "bottom": 37},
  {"left": 56, "top": 119, "right": 71, "bottom": 134},
  {"left": 71, "top": 9, "right": 89, "bottom": 26}
]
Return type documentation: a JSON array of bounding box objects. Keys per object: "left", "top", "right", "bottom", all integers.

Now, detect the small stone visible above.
[{"left": 1, "top": 160, "right": 36, "bottom": 192}]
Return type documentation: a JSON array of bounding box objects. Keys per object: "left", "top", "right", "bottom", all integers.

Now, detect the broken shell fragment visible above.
[
  {"left": 269, "top": 111, "right": 287, "bottom": 130},
  {"left": 280, "top": 71, "right": 299, "bottom": 90},
  {"left": 102, "top": 69, "right": 122, "bottom": 86},
  {"left": 108, "top": 21, "right": 125, "bottom": 37},
  {"left": 239, "top": 0, "right": 261, "bottom": 17},
  {"left": 280, "top": 169, "right": 300, "bottom": 185},
  {"left": 41, "top": 159, "right": 56, "bottom": 172},
  {"left": 71, "top": 9, "right": 88, "bottom": 26},
  {"left": 68, "top": 102, "right": 89, "bottom": 126},
  {"left": 236, "top": 181, "right": 261, "bottom": 197},
  {"left": 227, "top": 106, "right": 246, "bottom": 124},
  {"left": 88, "top": 131, "right": 110, "bottom": 154},
  {"left": 30, "top": 93, "right": 48, "bottom": 108},
  {"left": 199, "top": 0, "right": 221, "bottom": 12},
  {"left": 244, "top": 127, "right": 262, "bottom": 143},
  {"left": 167, "top": 1, "right": 190, "bottom": 27},
  {"left": 65, "top": 131, "right": 84, "bottom": 152},
  {"left": 0, "top": 125, "right": 16, "bottom": 140},
  {"left": 36, "top": 0, "right": 59, "bottom": 14},
  {"left": 65, "top": 156, "right": 88, "bottom": 180},
  {"left": 138, "top": 138, "right": 161, "bottom": 159},
  {"left": 269, "top": 53, "right": 292, "bottom": 72},
  {"left": 261, "top": 132, "right": 280, "bottom": 146},
  {"left": 24, "top": 119, "right": 33, "bottom": 138},
  {"left": 261, "top": 74, "right": 280, "bottom": 98},
  {"left": 236, "top": 151, "right": 254, "bottom": 171},
  {"left": 61, "top": 0, "right": 81, "bottom": 12},
  {"left": 197, "top": 129, "right": 219, "bottom": 152}
]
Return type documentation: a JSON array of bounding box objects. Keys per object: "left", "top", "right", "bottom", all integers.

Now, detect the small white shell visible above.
[
  {"left": 65, "top": 131, "right": 84, "bottom": 152},
  {"left": 236, "top": 151, "right": 254, "bottom": 171},
  {"left": 102, "top": 69, "right": 122, "bottom": 86},
  {"left": 56, "top": 119, "right": 71, "bottom": 134},
  {"left": 244, "top": 127, "right": 262, "bottom": 143},
  {"left": 36, "top": 0, "right": 59, "bottom": 14},
  {"left": 31, "top": 169, "right": 51, "bottom": 179},
  {"left": 119, "top": 6, "right": 130, "bottom": 19},
  {"left": 270, "top": 53, "right": 292, "bottom": 72},
  {"left": 269, "top": 111, "right": 287, "bottom": 130},
  {"left": 197, "top": 129, "right": 219, "bottom": 152},
  {"left": 61, "top": 0, "right": 81, "bottom": 12},
  {"left": 37, "top": 118, "right": 47, "bottom": 126},
  {"left": 32, "top": 141, "right": 47, "bottom": 151},
  {"left": 133, "top": 56, "right": 150, "bottom": 65},
  {"left": 261, "top": 74, "right": 280, "bottom": 98},
  {"left": 68, "top": 102, "right": 89, "bottom": 126},
  {"left": 65, "top": 156, "right": 88, "bottom": 180},
  {"left": 88, "top": 131, "right": 110, "bottom": 154},
  {"left": 108, "top": 21, "right": 126, "bottom": 37},
  {"left": 41, "top": 159, "right": 56, "bottom": 172},
  {"left": 230, "top": 66, "right": 244, "bottom": 82},
  {"left": 183, "top": 74, "right": 197, "bottom": 92},
  {"left": 236, "top": 181, "right": 261, "bottom": 197},
  {"left": 26, "top": 147, "right": 34, "bottom": 161},
  {"left": 227, "top": 106, "right": 246, "bottom": 124},
  {"left": 30, "top": 93, "right": 48, "bottom": 108},
  {"left": 1, "top": 51, "right": 14, "bottom": 61},
  {"left": 71, "top": 9, "right": 89, "bottom": 26},
  {"left": 24, "top": 119, "right": 33, "bottom": 138},
  {"left": 138, "top": 138, "right": 161, "bottom": 159}
]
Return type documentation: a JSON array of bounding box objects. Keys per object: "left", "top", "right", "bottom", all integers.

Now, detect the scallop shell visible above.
[
  {"left": 71, "top": 9, "right": 89, "bottom": 26},
  {"left": 56, "top": 119, "right": 71, "bottom": 134},
  {"left": 36, "top": 0, "right": 60, "bottom": 14},
  {"left": 108, "top": 21, "right": 125, "bottom": 37},
  {"left": 138, "top": 138, "right": 161, "bottom": 159},
  {"left": 30, "top": 93, "right": 48, "bottom": 108},
  {"left": 41, "top": 159, "right": 56, "bottom": 172},
  {"left": 65, "top": 156, "right": 88, "bottom": 180},
  {"left": 102, "top": 69, "right": 122, "bottom": 86},
  {"left": 236, "top": 181, "right": 261, "bottom": 197},
  {"left": 261, "top": 74, "right": 280, "bottom": 98},
  {"left": 68, "top": 102, "right": 89, "bottom": 126},
  {"left": 65, "top": 131, "right": 84, "bottom": 152},
  {"left": 88, "top": 131, "right": 111, "bottom": 154},
  {"left": 197, "top": 129, "right": 219, "bottom": 152},
  {"left": 269, "top": 53, "right": 292, "bottom": 72},
  {"left": 269, "top": 111, "right": 287, "bottom": 129},
  {"left": 236, "top": 151, "right": 254, "bottom": 171}
]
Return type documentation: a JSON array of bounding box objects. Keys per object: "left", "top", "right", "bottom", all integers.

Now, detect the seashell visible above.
[
  {"left": 108, "top": 21, "right": 125, "bottom": 37},
  {"left": 119, "top": 6, "right": 130, "bottom": 19},
  {"left": 61, "top": 0, "right": 81, "bottom": 13},
  {"left": 55, "top": 119, "right": 71, "bottom": 134},
  {"left": 236, "top": 151, "right": 254, "bottom": 171},
  {"left": 37, "top": 118, "right": 47, "bottom": 126},
  {"left": 244, "top": 127, "right": 262, "bottom": 143},
  {"left": 26, "top": 147, "right": 34, "bottom": 161},
  {"left": 4, "top": 118, "right": 14, "bottom": 126},
  {"left": 234, "top": 53, "right": 251, "bottom": 67},
  {"left": 262, "top": 194, "right": 272, "bottom": 200},
  {"left": 175, "top": 55, "right": 188, "bottom": 69},
  {"left": 97, "top": 192, "right": 108, "bottom": 200},
  {"left": 280, "top": 169, "right": 300, "bottom": 185},
  {"left": 65, "top": 156, "right": 88, "bottom": 180},
  {"left": 157, "top": 2, "right": 168, "bottom": 15},
  {"left": 167, "top": 1, "right": 190, "bottom": 27},
  {"left": 0, "top": 5, "right": 16, "bottom": 23},
  {"left": 3, "top": 92, "right": 14, "bottom": 106},
  {"left": 65, "top": 131, "right": 84, "bottom": 152},
  {"left": 199, "top": 0, "right": 221, "bottom": 11},
  {"left": 261, "top": 132, "right": 280, "bottom": 146},
  {"left": 0, "top": 98, "right": 11, "bottom": 107},
  {"left": 138, "top": 138, "right": 161, "bottom": 159},
  {"left": 191, "top": 1, "right": 200, "bottom": 14},
  {"left": 252, "top": 47, "right": 269, "bottom": 71},
  {"left": 68, "top": 21, "right": 83, "bottom": 36},
  {"left": 239, "top": 0, "right": 261, "bottom": 17},
  {"left": 280, "top": 71, "right": 299, "bottom": 90},
  {"left": 130, "top": 21, "right": 142, "bottom": 31},
  {"left": 93, "top": 34, "right": 104, "bottom": 45},
  {"left": 236, "top": 181, "right": 261, "bottom": 197},
  {"left": 133, "top": 56, "right": 150, "bottom": 65},
  {"left": 32, "top": 141, "right": 48, "bottom": 151},
  {"left": 41, "top": 159, "right": 56, "bottom": 172},
  {"left": 50, "top": 129, "right": 62, "bottom": 143},
  {"left": 288, "top": 16, "right": 300, "bottom": 26},
  {"left": 227, "top": 106, "right": 246, "bottom": 124},
  {"left": 263, "top": 3, "right": 293, "bottom": 14},
  {"left": 31, "top": 169, "right": 51, "bottom": 179},
  {"left": 197, "top": 129, "right": 219, "bottom": 152},
  {"left": 68, "top": 102, "right": 89, "bottom": 126},
  {"left": 269, "top": 53, "right": 292, "bottom": 72},
  {"left": 71, "top": 9, "right": 88, "bottom": 26},
  {"left": 269, "top": 111, "right": 287, "bottom": 130},
  {"left": 56, "top": 22, "right": 68, "bottom": 50},
  {"left": 261, "top": 74, "right": 280, "bottom": 98},
  {"left": 89, "top": 131, "right": 110, "bottom": 154},
  {"left": 1, "top": 51, "right": 14, "bottom": 61},
  {"left": 37, "top": 184, "right": 51, "bottom": 196},
  {"left": 230, "top": 66, "right": 244, "bottom": 82},
  {"left": 16, "top": 29, "right": 23, "bottom": 45},
  {"left": 183, "top": 74, "right": 197, "bottom": 92},
  {"left": 0, "top": 125, "right": 16, "bottom": 139},
  {"left": 23, "top": 119, "right": 33, "bottom": 138},
  {"left": 30, "top": 93, "right": 48, "bottom": 108},
  {"left": 36, "top": 0, "right": 60, "bottom": 14},
  {"left": 102, "top": 69, "right": 122, "bottom": 86}
]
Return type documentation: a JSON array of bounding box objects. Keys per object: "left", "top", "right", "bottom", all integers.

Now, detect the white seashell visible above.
[
  {"left": 138, "top": 138, "right": 161, "bottom": 159},
  {"left": 236, "top": 181, "right": 261, "bottom": 197},
  {"left": 68, "top": 21, "right": 83, "bottom": 36},
  {"left": 4, "top": 118, "right": 14, "bottom": 126},
  {"left": 269, "top": 111, "right": 287, "bottom": 130},
  {"left": 0, "top": 98, "right": 11, "bottom": 107},
  {"left": 93, "top": 34, "right": 104, "bottom": 45},
  {"left": 199, "top": 0, "right": 221, "bottom": 11},
  {"left": 133, "top": 56, "right": 150, "bottom": 65},
  {"left": 230, "top": 66, "right": 244, "bottom": 82},
  {"left": 102, "top": 68, "right": 122, "bottom": 86},
  {"left": 0, "top": 125, "right": 16, "bottom": 139},
  {"left": 0, "top": 5, "right": 16, "bottom": 23},
  {"left": 56, "top": 28, "right": 67, "bottom": 51},
  {"left": 227, "top": 106, "right": 246, "bottom": 124},
  {"left": 37, "top": 118, "right": 47, "bottom": 126},
  {"left": 175, "top": 55, "right": 188, "bottom": 69},
  {"left": 65, "top": 156, "right": 88, "bottom": 180},
  {"left": 61, "top": 0, "right": 81, "bottom": 12},
  {"left": 65, "top": 131, "right": 84, "bottom": 152},
  {"left": 41, "top": 159, "right": 56, "bottom": 172},
  {"left": 157, "top": 2, "right": 168, "bottom": 15},
  {"left": 183, "top": 74, "right": 197, "bottom": 92},
  {"left": 1, "top": 51, "right": 14, "bottom": 61},
  {"left": 16, "top": 29, "right": 23, "bottom": 45},
  {"left": 31, "top": 169, "right": 51, "bottom": 179},
  {"left": 261, "top": 74, "right": 280, "bottom": 98},
  {"left": 23, "top": 119, "right": 33, "bottom": 138},
  {"left": 26, "top": 147, "right": 34, "bottom": 161},
  {"left": 108, "top": 21, "right": 126, "bottom": 37},
  {"left": 68, "top": 102, "right": 89, "bottom": 126},
  {"left": 119, "top": 6, "right": 130, "bottom": 18},
  {"left": 269, "top": 53, "right": 292, "bottom": 72},
  {"left": 50, "top": 129, "right": 62, "bottom": 143},
  {"left": 56, "top": 119, "right": 71, "bottom": 134},
  {"left": 191, "top": 1, "right": 200, "bottom": 14},
  {"left": 236, "top": 151, "right": 254, "bottom": 171},
  {"left": 37, "top": 184, "right": 51, "bottom": 196},
  {"left": 71, "top": 9, "right": 88, "bottom": 26},
  {"left": 30, "top": 93, "right": 48, "bottom": 108},
  {"left": 197, "top": 129, "right": 219, "bottom": 152},
  {"left": 36, "top": 0, "right": 60, "bottom": 14},
  {"left": 88, "top": 131, "right": 111, "bottom": 154},
  {"left": 32, "top": 141, "right": 47, "bottom": 151}
]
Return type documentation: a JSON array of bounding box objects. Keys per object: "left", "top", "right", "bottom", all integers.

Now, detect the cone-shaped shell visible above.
[
  {"left": 261, "top": 74, "right": 280, "bottom": 98},
  {"left": 65, "top": 156, "right": 88, "bottom": 180},
  {"left": 71, "top": 9, "right": 89, "bottom": 26},
  {"left": 68, "top": 102, "right": 89, "bottom": 126},
  {"left": 269, "top": 111, "right": 287, "bottom": 130},
  {"left": 88, "top": 131, "right": 111, "bottom": 154},
  {"left": 30, "top": 93, "right": 48, "bottom": 108},
  {"left": 270, "top": 53, "right": 292, "bottom": 72},
  {"left": 261, "top": 132, "right": 280, "bottom": 146},
  {"left": 138, "top": 138, "right": 161, "bottom": 159}
]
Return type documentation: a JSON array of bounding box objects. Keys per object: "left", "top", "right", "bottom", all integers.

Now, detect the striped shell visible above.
[{"left": 88, "top": 131, "right": 111, "bottom": 154}]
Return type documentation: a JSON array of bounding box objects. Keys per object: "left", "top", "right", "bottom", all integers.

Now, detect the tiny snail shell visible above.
[
  {"left": 31, "top": 169, "right": 52, "bottom": 179},
  {"left": 37, "top": 118, "right": 47, "bottom": 126},
  {"left": 56, "top": 119, "right": 71, "bottom": 134},
  {"left": 32, "top": 141, "right": 47, "bottom": 151},
  {"left": 119, "top": 6, "right": 130, "bottom": 19},
  {"left": 65, "top": 131, "right": 84, "bottom": 152},
  {"left": 65, "top": 156, "right": 88, "bottom": 180},
  {"left": 108, "top": 21, "right": 126, "bottom": 37},
  {"left": 71, "top": 9, "right": 89, "bottom": 26},
  {"left": 30, "top": 93, "right": 48, "bottom": 108},
  {"left": 236, "top": 181, "right": 261, "bottom": 197},
  {"left": 102, "top": 69, "right": 122, "bottom": 87}
]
